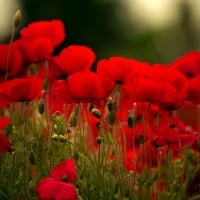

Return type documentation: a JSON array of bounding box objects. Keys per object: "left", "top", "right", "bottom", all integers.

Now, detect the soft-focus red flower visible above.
[
  {"left": 50, "top": 158, "right": 77, "bottom": 182},
  {"left": 66, "top": 71, "right": 110, "bottom": 100},
  {"left": 148, "top": 64, "right": 188, "bottom": 109},
  {"left": 36, "top": 178, "right": 77, "bottom": 200},
  {"left": 172, "top": 51, "right": 200, "bottom": 78},
  {"left": 152, "top": 122, "right": 180, "bottom": 148},
  {"left": 122, "top": 78, "right": 178, "bottom": 106},
  {"left": 37, "top": 57, "right": 66, "bottom": 85},
  {"left": 36, "top": 158, "right": 77, "bottom": 200},
  {"left": 55, "top": 45, "right": 96, "bottom": 74},
  {"left": 0, "top": 133, "right": 12, "bottom": 153},
  {"left": 0, "top": 76, "right": 43, "bottom": 108},
  {"left": 20, "top": 20, "right": 65, "bottom": 47},
  {"left": 97, "top": 57, "right": 148, "bottom": 84},
  {"left": 0, "top": 42, "right": 24, "bottom": 78},
  {"left": 0, "top": 117, "right": 10, "bottom": 130},
  {"left": 17, "top": 38, "right": 53, "bottom": 63},
  {"left": 18, "top": 20, "right": 65, "bottom": 64},
  {"left": 186, "top": 74, "right": 200, "bottom": 104}
]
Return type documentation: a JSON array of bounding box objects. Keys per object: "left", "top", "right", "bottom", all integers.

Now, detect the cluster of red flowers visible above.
[{"left": 0, "top": 19, "right": 200, "bottom": 199}]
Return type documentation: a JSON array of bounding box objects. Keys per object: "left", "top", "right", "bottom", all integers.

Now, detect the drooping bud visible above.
[
  {"left": 13, "top": 10, "right": 22, "bottom": 28},
  {"left": 91, "top": 108, "right": 101, "bottom": 118}
]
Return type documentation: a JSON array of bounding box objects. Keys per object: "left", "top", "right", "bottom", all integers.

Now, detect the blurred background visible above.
[{"left": 1, "top": 0, "right": 200, "bottom": 64}]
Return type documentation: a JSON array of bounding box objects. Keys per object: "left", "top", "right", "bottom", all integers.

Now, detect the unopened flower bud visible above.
[
  {"left": 88, "top": 103, "right": 94, "bottom": 112},
  {"left": 138, "top": 134, "right": 145, "bottom": 145},
  {"left": 197, "top": 139, "right": 200, "bottom": 153},
  {"left": 58, "top": 135, "right": 67, "bottom": 143},
  {"left": 96, "top": 122, "right": 102, "bottom": 130},
  {"left": 96, "top": 135, "right": 103, "bottom": 145},
  {"left": 68, "top": 111, "right": 77, "bottom": 127},
  {"left": 28, "top": 151, "right": 36, "bottom": 165},
  {"left": 43, "top": 78, "right": 49, "bottom": 90},
  {"left": 38, "top": 99, "right": 45, "bottom": 114},
  {"left": 52, "top": 133, "right": 59, "bottom": 141},
  {"left": 13, "top": 10, "right": 22, "bottom": 28},
  {"left": 127, "top": 116, "right": 134, "bottom": 128},
  {"left": 106, "top": 110, "right": 116, "bottom": 125},
  {"left": 91, "top": 108, "right": 101, "bottom": 118}
]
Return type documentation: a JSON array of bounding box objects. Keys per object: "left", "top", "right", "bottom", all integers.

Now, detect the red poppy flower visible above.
[
  {"left": 17, "top": 38, "right": 53, "bottom": 63},
  {"left": 20, "top": 20, "right": 65, "bottom": 47},
  {"left": 186, "top": 74, "right": 200, "bottom": 104},
  {"left": 172, "top": 51, "right": 200, "bottom": 78},
  {"left": 36, "top": 178, "right": 77, "bottom": 200},
  {"left": 96, "top": 57, "right": 149, "bottom": 84},
  {"left": 0, "top": 41, "right": 24, "bottom": 78},
  {"left": 52, "top": 80, "right": 75, "bottom": 105},
  {"left": 50, "top": 158, "right": 77, "bottom": 182},
  {"left": 66, "top": 71, "right": 109, "bottom": 100},
  {"left": 36, "top": 158, "right": 77, "bottom": 200},
  {"left": 0, "top": 117, "right": 10, "bottom": 130},
  {"left": 148, "top": 64, "right": 188, "bottom": 109},
  {"left": 55, "top": 45, "right": 96, "bottom": 74},
  {"left": 0, "top": 76, "right": 43, "bottom": 108},
  {"left": 152, "top": 121, "right": 180, "bottom": 148},
  {"left": 37, "top": 57, "right": 66, "bottom": 85},
  {"left": 0, "top": 133, "right": 12, "bottom": 153}
]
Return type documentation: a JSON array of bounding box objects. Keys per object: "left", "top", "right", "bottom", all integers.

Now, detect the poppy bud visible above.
[
  {"left": 91, "top": 108, "right": 101, "bottom": 118},
  {"left": 127, "top": 116, "right": 134, "bottom": 128},
  {"left": 58, "top": 135, "right": 67, "bottom": 143},
  {"left": 138, "top": 134, "right": 145, "bottom": 145},
  {"left": 28, "top": 151, "right": 36, "bottom": 165},
  {"left": 96, "top": 135, "right": 103, "bottom": 145},
  {"left": 13, "top": 10, "right": 22, "bottom": 28},
  {"left": 52, "top": 133, "right": 59, "bottom": 141},
  {"left": 106, "top": 110, "right": 116, "bottom": 125},
  {"left": 43, "top": 78, "right": 49, "bottom": 90},
  {"left": 197, "top": 139, "right": 200, "bottom": 153},
  {"left": 68, "top": 111, "right": 77, "bottom": 127},
  {"left": 88, "top": 103, "right": 94, "bottom": 112},
  {"left": 38, "top": 99, "right": 45, "bottom": 114}
]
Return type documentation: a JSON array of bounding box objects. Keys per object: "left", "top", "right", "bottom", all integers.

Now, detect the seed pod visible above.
[{"left": 28, "top": 151, "right": 36, "bottom": 165}]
